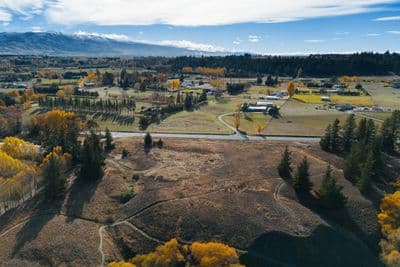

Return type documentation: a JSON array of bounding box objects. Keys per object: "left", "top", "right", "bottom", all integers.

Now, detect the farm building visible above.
[
  {"left": 248, "top": 106, "right": 267, "bottom": 112},
  {"left": 256, "top": 101, "right": 274, "bottom": 107},
  {"left": 321, "top": 96, "right": 331, "bottom": 102}
]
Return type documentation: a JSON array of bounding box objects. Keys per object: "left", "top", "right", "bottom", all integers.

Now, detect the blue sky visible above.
[{"left": 1, "top": 0, "right": 400, "bottom": 54}]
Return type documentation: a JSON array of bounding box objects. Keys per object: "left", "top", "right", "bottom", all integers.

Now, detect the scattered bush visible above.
[
  {"left": 121, "top": 149, "right": 129, "bottom": 159},
  {"left": 120, "top": 187, "right": 135, "bottom": 203}
]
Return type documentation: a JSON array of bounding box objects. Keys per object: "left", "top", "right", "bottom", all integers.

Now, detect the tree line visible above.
[{"left": 169, "top": 52, "right": 400, "bottom": 77}]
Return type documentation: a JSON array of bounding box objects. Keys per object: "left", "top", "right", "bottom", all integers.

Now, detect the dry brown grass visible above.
[{"left": 0, "top": 138, "right": 382, "bottom": 266}]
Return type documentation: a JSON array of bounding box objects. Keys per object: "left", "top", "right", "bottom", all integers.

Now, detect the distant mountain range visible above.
[{"left": 0, "top": 32, "right": 223, "bottom": 57}]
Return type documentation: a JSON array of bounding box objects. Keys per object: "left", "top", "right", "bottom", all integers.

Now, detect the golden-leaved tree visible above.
[
  {"left": 0, "top": 140, "right": 40, "bottom": 213},
  {"left": 31, "top": 109, "right": 81, "bottom": 157},
  {"left": 108, "top": 238, "right": 244, "bottom": 267},
  {"left": 378, "top": 191, "right": 400, "bottom": 266},
  {"left": 0, "top": 151, "right": 26, "bottom": 178},
  {"left": 1, "top": 136, "right": 39, "bottom": 161}
]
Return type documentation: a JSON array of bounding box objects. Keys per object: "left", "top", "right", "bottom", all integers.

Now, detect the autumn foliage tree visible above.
[
  {"left": 108, "top": 238, "right": 244, "bottom": 267},
  {"left": 378, "top": 191, "right": 400, "bottom": 266},
  {"left": 1, "top": 136, "right": 39, "bottom": 161},
  {"left": 287, "top": 82, "right": 295, "bottom": 98},
  {"left": 31, "top": 109, "right": 81, "bottom": 158}
]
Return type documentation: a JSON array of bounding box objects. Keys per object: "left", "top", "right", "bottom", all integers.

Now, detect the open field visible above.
[
  {"left": 364, "top": 82, "right": 400, "bottom": 109},
  {"left": 293, "top": 94, "right": 375, "bottom": 106},
  {"left": 0, "top": 138, "right": 383, "bottom": 266},
  {"left": 149, "top": 111, "right": 231, "bottom": 134},
  {"left": 223, "top": 113, "right": 269, "bottom": 135},
  {"left": 264, "top": 101, "right": 350, "bottom": 136}
]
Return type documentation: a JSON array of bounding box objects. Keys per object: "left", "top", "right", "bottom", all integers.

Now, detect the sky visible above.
[{"left": 0, "top": 0, "right": 400, "bottom": 54}]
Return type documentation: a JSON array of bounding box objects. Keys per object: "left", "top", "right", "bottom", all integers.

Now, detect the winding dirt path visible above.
[{"left": 273, "top": 180, "right": 307, "bottom": 236}]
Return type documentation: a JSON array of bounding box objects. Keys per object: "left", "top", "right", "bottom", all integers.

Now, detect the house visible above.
[
  {"left": 321, "top": 96, "right": 331, "bottom": 102},
  {"left": 266, "top": 95, "right": 280, "bottom": 100},
  {"left": 256, "top": 101, "right": 274, "bottom": 107},
  {"left": 335, "top": 104, "right": 354, "bottom": 112},
  {"left": 248, "top": 106, "right": 267, "bottom": 112}
]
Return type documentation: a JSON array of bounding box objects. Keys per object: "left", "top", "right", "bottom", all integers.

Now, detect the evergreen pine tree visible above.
[
  {"left": 144, "top": 132, "right": 152, "bottom": 153},
  {"left": 342, "top": 114, "right": 356, "bottom": 152},
  {"left": 343, "top": 143, "right": 362, "bottom": 182},
  {"left": 293, "top": 156, "right": 312, "bottom": 194},
  {"left": 381, "top": 110, "right": 400, "bottom": 153},
  {"left": 357, "top": 150, "right": 374, "bottom": 194},
  {"left": 320, "top": 124, "right": 332, "bottom": 152},
  {"left": 317, "top": 165, "right": 346, "bottom": 209},
  {"left": 356, "top": 118, "right": 368, "bottom": 142},
  {"left": 370, "top": 135, "right": 386, "bottom": 181},
  {"left": 365, "top": 119, "right": 376, "bottom": 145},
  {"left": 277, "top": 146, "right": 292, "bottom": 180},
  {"left": 104, "top": 128, "right": 115, "bottom": 152},
  {"left": 330, "top": 118, "right": 342, "bottom": 153},
  {"left": 42, "top": 150, "right": 67, "bottom": 199},
  {"left": 79, "top": 131, "right": 105, "bottom": 181}
]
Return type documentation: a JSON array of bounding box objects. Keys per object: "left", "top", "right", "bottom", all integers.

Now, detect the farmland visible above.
[{"left": 0, "top": 55, "right": 399, "bottom": 267}]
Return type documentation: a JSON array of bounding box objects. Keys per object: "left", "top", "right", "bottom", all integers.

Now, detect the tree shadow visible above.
[
  {"left": 298, "top": 192, "right": 381, "bottom": 255},
  {"left": 12, "top": 197, "right": 64, "bottom": 256},
  {"left": 64, "top": 177, "right": 102, "bottom": 223}
]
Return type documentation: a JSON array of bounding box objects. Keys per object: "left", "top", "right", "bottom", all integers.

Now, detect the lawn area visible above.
[
  {"left": 264, "top": 101, "right": 350, "bottom": 136},
  {"left": 356, "top": 111, "right": 392, "bottom": 121},
  {"left": 224, "top": 113, "right": 270, "bottom": 135},
  {"left": 149, "top": 110, "right": 231, "bottom": 134},
  {"left": 247, "top": 86, "right": 281, "bottom": 94},
  {"left": 363, "top": 82, "right": 400, "bottom": 109},
  {"left": 293, "top": 94, "right": 374, "bottom": 106}
]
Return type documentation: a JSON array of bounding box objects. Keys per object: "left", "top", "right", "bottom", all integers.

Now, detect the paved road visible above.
[
  {"left": 107, "top": 112, "right": 320, "bottom": 142},
  {"left": 109, "top": 131, "right": 320, "bottom": 142}
]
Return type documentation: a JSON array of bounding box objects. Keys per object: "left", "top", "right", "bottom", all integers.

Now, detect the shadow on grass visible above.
[
  {"left": 12, "top": 197, "right": 64, "bottom": 256},
  {"left": 297, "top": 192, "right": 381, "bottom": 255},
  {"left": 64, "top": 177, "right": 102, "bottom": 223}
]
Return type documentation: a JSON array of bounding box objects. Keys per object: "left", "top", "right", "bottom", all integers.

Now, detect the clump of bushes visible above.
[{"left": 120, "top": 187, "right": 135, "bottom": 203}]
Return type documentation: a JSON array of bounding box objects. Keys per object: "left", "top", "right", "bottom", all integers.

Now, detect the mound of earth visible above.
[{"left": 0, "top": 139, "right": 384, "bottom": 266}]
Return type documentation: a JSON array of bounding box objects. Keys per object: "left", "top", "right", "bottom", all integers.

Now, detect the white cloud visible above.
[
  {"left": 0, "top": 0, "right": 45, "bottom": 20},
  {"left": 233, "top": 38, "right": 242, "bottom": 45},
  {"left": 248, "top": 35, "right": 262, "bottom": 43},
  {"left": 0, "top": 8, "right": 11, "bottom": 21},
  {"left": 157, "top": 40, "right": 225, "bottom": 52},
  {"left": 31, "top": 26, "right": 43, "bottom": 32},
  {"left": 304, "top": 39, "right": 325, "bottom": 43},
  {"left": 74, "top": 31, "right": 130, "bottom": 41},
  {"left": 335, "top": 31, "right": 350, "bottom": 35},
  {"left": 387, "top": 30, "right": 400, "bottom": 35},
  {"left": 374, "top": 16, "right": 400, "bottom": 21},
  {"left": 44, "top": 0, "right": 396, "bottom": 26},
  {"left": 365, "top": 33, "right": 381, "bottom": 37}
]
